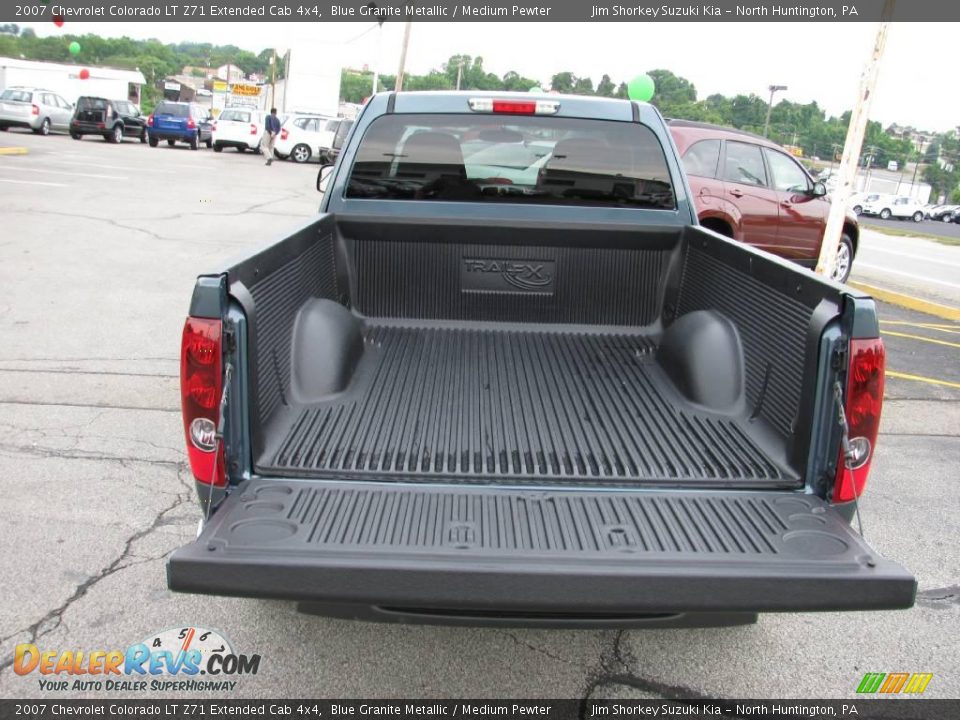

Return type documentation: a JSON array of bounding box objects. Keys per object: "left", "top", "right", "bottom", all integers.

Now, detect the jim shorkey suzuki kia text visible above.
[{"left": 167, "top": 91, "right": 915, "bottom": 627}]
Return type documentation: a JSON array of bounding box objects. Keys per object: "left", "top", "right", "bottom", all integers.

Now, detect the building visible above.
[
  {"left": 885, "top": 123, "right": 936, "bottom": 154},
  {"left": 181, "top": 65, "right": 217, "bottom": 79},
  {"left": 216, "top": 64, "right": 244, "bottom": 82},
  {"left": 0, "top": 57, "right": 145, "bottom": 106}
]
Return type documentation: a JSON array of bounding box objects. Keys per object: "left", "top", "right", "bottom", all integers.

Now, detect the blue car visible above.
[{"left": 147, "top": 101, "right": 213, "bottom": 150}]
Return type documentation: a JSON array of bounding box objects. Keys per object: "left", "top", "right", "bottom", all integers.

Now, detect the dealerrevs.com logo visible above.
[{"left": 14, "top": 626, "right": 261, "bottom": 693}]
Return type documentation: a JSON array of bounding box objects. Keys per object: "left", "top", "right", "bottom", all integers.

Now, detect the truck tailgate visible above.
[{"left": 168, "top": 479, "right": 915, "bottom": 613}]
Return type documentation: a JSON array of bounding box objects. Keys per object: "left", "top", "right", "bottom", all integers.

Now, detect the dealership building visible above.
[{"left": 0, "top": 57, "right": 145, "bottom": 107}]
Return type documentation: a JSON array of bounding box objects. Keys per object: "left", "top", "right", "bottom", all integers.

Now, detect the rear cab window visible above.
[
  {"left": 155, "top": 103, "right": 189, "bottom": 117},
  {"left": 345, "top": 113, "right": 676, "bottom": 209},
  {"left": 220, "top": 110, "right": 251, "bottom": 123},
  {"left": 2, "top": 89, "right": 33, "bottom": 103}
]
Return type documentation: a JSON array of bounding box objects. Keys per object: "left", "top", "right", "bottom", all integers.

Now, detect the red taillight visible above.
[
  {"left": 180, "top": 317, "right": 225, "bottom": 487},
  {"left": 493, "top": 100, "right": 537, "bottom": 114},
  {"left": 469, "top": 98, "right": 560, "bottom": 115},
  {"left": 31, "top": 104, "right": 39, "bottom": 116},
  {"left": 211, "top": 122, "right": 217, "bottom": 132},
  {"left": 833, "top": 338, "right": 885, "bottom": 503},
  {"left": 187, "top": 118, "right": 196, "bottom": 129},
  {"left": 250, "top": 123, "right": 258, "bottom": 135},
  {"left": 280, "top": 128, "right": 288, "bottom": 141},
  {"left": 147, "top": 114, "right": 154, "bottom": 127}
]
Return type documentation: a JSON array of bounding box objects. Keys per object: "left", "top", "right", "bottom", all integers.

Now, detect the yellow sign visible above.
[
  {"left": 231, "top": 84, "right": 261, "bottom": 97},
  {"left": 212, "top": 81, "right": 228, "bottom": 93}
]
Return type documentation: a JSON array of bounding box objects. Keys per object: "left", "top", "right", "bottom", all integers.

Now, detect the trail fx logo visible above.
[{"left": 463, "top": 258, "right": 554, "bottom": 292}]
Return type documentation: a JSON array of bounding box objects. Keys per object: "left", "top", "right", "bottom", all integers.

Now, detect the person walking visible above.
[{"left": 264, "top": 108, "right": 281, "bottom": 166}]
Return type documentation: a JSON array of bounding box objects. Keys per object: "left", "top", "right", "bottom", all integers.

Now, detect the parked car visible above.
[
  {"left": 274, "top": 114, "right": 346, "bottom": 163},
  {"left": 668, "top": 120, "right": 860, "bottom": 283},
  {"left": 847, "top": 193, "right": 882, "bottom": 215},
  {"left": 0, "top": 86, "right": 73, "bottom": 135},
  {"left": 212, "top": 108, "right": 266, "bottom": 153},
  {"left": 168, "top": 91, "right": 914, "bottom": 625},
  {"left": 861, "top": 195, "right": 925, "bottom": 222},
  {"left": 926, "top": 204, "right": 958, "bottom": 222},
  {"left": 69, "top": 97, "right": 148, "bottom": 143},
  {"left": 146, "top": 102, "right": 213, "bottom": 150}
]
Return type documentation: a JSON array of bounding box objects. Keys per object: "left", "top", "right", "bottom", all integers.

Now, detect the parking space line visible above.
[
  {"left": 0, "top": 165, "right": 127, "bottom": 180},
  {"left": 887, "top": 371, "right": 960, "bottom": 390},
  {"left": 0, "top": 177, "right": 67, "bottom": 187},
  {"left": 880, "top": 321, "right": 960, "bottom": 335},
  {"left": 54, "top": 159, "right": 174, "bottom": 174},
  {"left": 882, "top": 331, "right": 960, "bottom": 349}
]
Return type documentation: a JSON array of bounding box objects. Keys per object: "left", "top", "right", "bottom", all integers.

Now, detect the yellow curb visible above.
[
  {"left": 0, "top": 147, "right": 28, "bottom": 156},
  {"left": 849, "top": 281, "right": 960, "bottom": 322}
]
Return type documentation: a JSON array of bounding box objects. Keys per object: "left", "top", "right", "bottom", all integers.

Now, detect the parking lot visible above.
[{"left": 0, "top": 130, "right": 958, "bottom": 700}]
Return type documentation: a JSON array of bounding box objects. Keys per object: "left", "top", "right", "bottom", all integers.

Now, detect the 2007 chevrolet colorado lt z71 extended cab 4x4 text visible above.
[{"left": 167, "top": 92, "right": 915, "bottom": 627}]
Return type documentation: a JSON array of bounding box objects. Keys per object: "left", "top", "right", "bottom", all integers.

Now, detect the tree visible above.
[
  {"left": 646, "top": 69, "right": 697, "bottom": 111},
  {"left": 572, "top": 76, "right": 594, "bottom": 95},
  {"left": 550, "top": 71, "right": 576, "bottom": 93},
  {"left": 0, "top": 23, "right": 19, "bottom": 35},
  {"left": 596, "top": 74, "right": 616, "bottom": 97}
]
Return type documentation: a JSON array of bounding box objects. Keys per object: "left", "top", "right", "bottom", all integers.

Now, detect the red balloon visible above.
[
  {"left": 52, "top": 15, "right": 64, "bottom": 27},
  {"left": 79, "top": 68, "right": 90, "bottom": 80}
]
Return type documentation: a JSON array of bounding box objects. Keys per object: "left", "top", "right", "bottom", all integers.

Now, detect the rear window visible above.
[
  {"left": 155, "top": 103, "right": 190, "bottom": 117},
  {"left": 345, "top": 114, "right": 675, "bottom": 209},
  {"left": 77, "top": 97, "right": 108, "bottom": 111},
  {"left": 220, "top": 109, "right": 251, "bottom": 122},
  {"left": 1, "top": 89, "right": 32, "bottom": 102}
]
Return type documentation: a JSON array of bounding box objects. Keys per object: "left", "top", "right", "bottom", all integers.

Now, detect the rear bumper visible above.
[
  {"left": 71, "top": 122, "right": 107, "bottom": 134},
  {"left": 148, "top": 130, "right": 193, "bottom": 141},
  {"left": 168, "top": 480, "right": 916, "bottom": 617}
]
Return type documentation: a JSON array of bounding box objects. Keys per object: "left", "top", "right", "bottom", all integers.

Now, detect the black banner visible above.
[
  {"left": 2, "top": 700, "right": 960, "bottom": 720},
  {"left": 2, "top": 0, "right": 960, "bottom": 23}
]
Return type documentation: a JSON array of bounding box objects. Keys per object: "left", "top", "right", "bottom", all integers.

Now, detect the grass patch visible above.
[{"left": 861, "top": 222, "right": 960, "bottom": 246}]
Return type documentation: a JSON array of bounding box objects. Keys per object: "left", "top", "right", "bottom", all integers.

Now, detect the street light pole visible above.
[
  {"left": 395, "top": 20, "right": 413, "bottom": 92},
  {"left": 816, "top": 0, "right": 895, "bottom": 279},
  {"left": 762, "top": 84, "right": 787, "bottom": 138}
]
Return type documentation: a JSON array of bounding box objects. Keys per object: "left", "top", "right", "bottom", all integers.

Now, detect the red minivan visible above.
[{"left": 668, "top": 120, "right": 859, "bottom": 283}]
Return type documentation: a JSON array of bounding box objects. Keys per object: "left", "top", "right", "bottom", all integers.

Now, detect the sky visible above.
[{"left": 18, "top": 20, "right": 955, "bottom": 132}]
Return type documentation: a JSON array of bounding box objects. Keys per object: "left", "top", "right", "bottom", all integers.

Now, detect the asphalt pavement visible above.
[
  {"left": 862, "top": 216, "right": 960, "bottom": 241},
  {"left": 0, "top": 131, "right": 957, "bottom": 700},
  {"left": 851, "top": 226, "right": 960, "bottom": 308}
]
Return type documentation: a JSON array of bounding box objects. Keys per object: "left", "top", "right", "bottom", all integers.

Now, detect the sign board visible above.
[
  {"left": 163, "top": 81, "right": 181, "bottom": 91},
  {"left": 231, "top": 84, "right": 261, "bottom": 97},
  {"left": 212, "top": 81, "right": 228, "bottom": 93}
]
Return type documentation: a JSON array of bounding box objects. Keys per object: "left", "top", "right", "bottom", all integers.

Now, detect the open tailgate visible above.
[{"left": 168, "top": 480, "right": 915, "bottom": 613}]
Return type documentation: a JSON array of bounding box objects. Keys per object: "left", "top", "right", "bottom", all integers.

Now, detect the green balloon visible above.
[
  {"left": 68, "top": 41, "right": 81, "bottom": 56},
  {"left": 627, "top": 74, "right": 656, "bottom": 102}
]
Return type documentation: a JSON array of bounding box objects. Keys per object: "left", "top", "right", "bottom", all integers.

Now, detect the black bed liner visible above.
[{"left": 260, "top": 324, "right": 795, "bottom": 487}]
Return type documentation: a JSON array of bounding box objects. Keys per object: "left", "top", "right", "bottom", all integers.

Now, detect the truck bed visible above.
[
  {"left": 262, "top": 323, "right": 792, "bottom": 486},
  {"left": 224, "top": 216, "right": 844, "bottom": 491}
]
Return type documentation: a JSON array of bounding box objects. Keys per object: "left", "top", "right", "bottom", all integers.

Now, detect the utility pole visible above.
[
  {"left": 367, "top": 3, "right": 385, "bottom": 96},
  {"left": 270, "top": 47, "right": 277, "bottom": 110},
  {"left": 395, "top": 20, "right": 412, "bottom": 92},
  {"left": 816, "top": 0, "right": 895, "bottom": 279},
  {"left": 456, "top": 57, "right": 464, "bottom": 91},
  {"left": 762, "top": 84, "right": 787, "bottom": 138}
]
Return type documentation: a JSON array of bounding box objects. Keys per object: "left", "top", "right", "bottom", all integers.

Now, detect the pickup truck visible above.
[{"left": 167, "top": 91, "right": 915, "bottom": 627}]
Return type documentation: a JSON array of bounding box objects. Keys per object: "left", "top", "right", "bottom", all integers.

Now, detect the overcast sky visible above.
[{"left": 18, "top": 20, "right": 953, "bottom": 131}]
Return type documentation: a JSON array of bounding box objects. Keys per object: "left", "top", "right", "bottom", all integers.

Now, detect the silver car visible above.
[{"left": 0, "top": 87, "right": 74, "bottom": 135}]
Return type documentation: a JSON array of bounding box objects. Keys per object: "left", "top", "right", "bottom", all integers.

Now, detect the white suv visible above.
[
  {"left": 212, "top": 108, "right": 266, "bottom": 153},
  {"left": 274, "top": 113, "right": 342, "bottom": 163},
  {"left": 861, "top": 195, "right": 926, "bottom": 222},
  {"left": 0, "top": 87, "right": 73, "bottom": 135}
]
